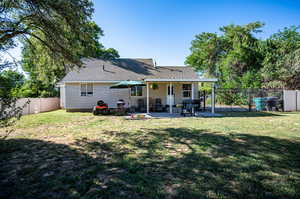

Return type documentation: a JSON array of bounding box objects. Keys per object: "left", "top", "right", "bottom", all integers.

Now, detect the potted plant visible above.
[{"left": 150, "top": 83, "right": 159, "bottom": 90}]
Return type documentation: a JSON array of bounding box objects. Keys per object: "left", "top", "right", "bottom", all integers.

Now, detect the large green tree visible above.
[
  {"left": 0, "top": 69, "right": 26, "bottom": 138},
  {"left": 260, "top": 26, "right": 300, "bottom": 89},
  {"left": 0, "top": 70, "right": 25, "bottom": 89},
  {"left": 0, "top": 0, "right": 95, "bottom": 66},
  {"left": 21, "top": 22, "right": 119, "bottom": 97},
  {"left": 186, "top": 22, "right": 264, "bottom": 89},
  {"left": 0, "top": 0, "right": 98, "bottom": 133}
]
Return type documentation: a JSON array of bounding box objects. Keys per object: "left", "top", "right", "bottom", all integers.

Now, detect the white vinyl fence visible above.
[
  {"left": 17, "top": 97, "right": 60, "bottom": 115},
  {"left": 283, "top": 90, "right": 300, "bottom": 111}
]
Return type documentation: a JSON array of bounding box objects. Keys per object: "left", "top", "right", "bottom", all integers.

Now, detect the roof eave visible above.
[
  {"left": 144, "top": 78, "right": 218, "bottom": 82},
  {"left": 59, "top": 80, "right": 121, "bottom": 83}
]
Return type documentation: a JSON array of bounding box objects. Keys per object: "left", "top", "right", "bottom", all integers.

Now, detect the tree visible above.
[
  {"left": 186, "top": 22, "right": 265, "bottom": 105},
  {"left": 20, "top": 22, "right": 119, "bottom": 97},
  {"left": 15, "top": 80, "right": 59, "bottom": 98},
  {"left": 186, "top": 22, "right": 264, "bottom": 90},
  {"left": 0, "top": 0, "right": 96, "bottom": 135},
  {"left": 0, "top": 0, "right": 96, "bottom": 66},
  {"left": 260, "top": 26, "right": 300, "bottom": 89},
  {"left": 0, "top": 70, "right": 25, "bottom": 90},
  {"left": 0, "top": 70, "right": 26, "bottom": 138},
  {"left": 185, "top": 32, "right": 223, "bottom": 77}
]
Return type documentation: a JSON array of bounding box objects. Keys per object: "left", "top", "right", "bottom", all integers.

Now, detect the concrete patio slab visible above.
[
  {"left": 142, "top": 112, "right": 224, "bottom": 118},
  {"left": 148, "top": 112, "right": 183, "bottom": 118},
  {"left": 196, "top": 112, "right": 223, "bottom": 117}
]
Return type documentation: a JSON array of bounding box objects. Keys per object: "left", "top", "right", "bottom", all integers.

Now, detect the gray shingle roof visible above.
[{"left": 61, "top": 58, "right": 200, "bottom": 82}]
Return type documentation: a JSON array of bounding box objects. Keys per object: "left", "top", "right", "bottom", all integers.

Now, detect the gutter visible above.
[{"left": 144, "top": 78, "right": 218, "bottom": 82}]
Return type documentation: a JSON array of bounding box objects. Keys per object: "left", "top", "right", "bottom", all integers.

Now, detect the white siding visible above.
[
  {"left": 65, "top": 83, "right": 123, "bottom": 109},
  {"left": 194, "top": 83, "right": 199, "bottom": 98},
  {"left": 148, "top": 82, "right": 199, "bottom": 105},
  {"left": 148, "top": 83, "right": 167, "bottom": 104},
  {"left": 63, "top": 82, "right": 200, "bottom": 109},
  {"left": 60, "top": 85, "right": 65, "bottom": 108},
  {"left": 64, "top": 83, "right": 147, "bottom": 109}
]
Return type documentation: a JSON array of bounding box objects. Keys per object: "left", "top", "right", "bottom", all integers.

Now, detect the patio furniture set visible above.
[
  {"left": 93, "top": 98, "right": 205, "bottom": 116},
  {"left": 132, "top": 98, "right": 204, "bottom": 115}
]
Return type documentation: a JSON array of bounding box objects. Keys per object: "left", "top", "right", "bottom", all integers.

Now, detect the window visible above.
[
  {"left": 182, "top": 84, "right": 192, "bottom": 98},
  {"left": 81, "top": 83, "right": 93, "bottom": 96},
  {"left": 131, "top": 86, "right": 143, "bottom": 96}
]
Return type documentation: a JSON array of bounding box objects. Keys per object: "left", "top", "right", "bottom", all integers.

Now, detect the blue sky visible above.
[
  {"left": 4, "top": 0, "right": 300, "bottom": 68},
  {"left": 93, "top": 0, "right": 300, "bottom": 65}
]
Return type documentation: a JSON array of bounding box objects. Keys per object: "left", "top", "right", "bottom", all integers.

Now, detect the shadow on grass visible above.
[
  {"left": 217, "top": 111, "right": 285, "bottom": 117},
  {"left": 146, "top": 111, "right": 284, "bottom": 119},
  {"left": 1, "top": 128, "right": 299, "bottom": 199}
]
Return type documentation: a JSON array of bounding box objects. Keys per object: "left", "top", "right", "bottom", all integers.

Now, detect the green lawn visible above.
[{"left": 1, "top": 110, "right": 300, "bottom": 199}]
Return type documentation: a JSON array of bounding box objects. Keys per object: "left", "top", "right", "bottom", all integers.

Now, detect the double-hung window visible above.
[
  {"left": 131, "top": 86, "right": 143, "bottom": 96},
  {"left": 81, "top": 83, "right": 93, "bottom": 96},
  {"left": 182, "top": 84, "right": 192, "bottom": 98}
]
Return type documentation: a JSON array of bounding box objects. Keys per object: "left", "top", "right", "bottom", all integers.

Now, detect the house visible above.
[{"left": 59, "top": 58, "right": 217, "bottom": 113}]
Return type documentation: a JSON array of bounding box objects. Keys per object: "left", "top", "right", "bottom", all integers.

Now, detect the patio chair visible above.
[
  {"left": 154, "top": 98, "right": 164, "bottom": 112},
  {"left": 149, "top": 98, "right": 155, "bottom": 112},
  {"left": 181, "top": 99, "right": 194, "bottom": 116},
  {"left": 192, "top": 99, "right": 202, "bottom": 112},
  {"left": 137, "top": 98, "right": 147, "bottom": 112}
]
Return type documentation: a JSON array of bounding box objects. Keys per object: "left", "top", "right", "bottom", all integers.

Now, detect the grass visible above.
[{"left": 1, "top": 110, "right": 300, "bottom": 199}]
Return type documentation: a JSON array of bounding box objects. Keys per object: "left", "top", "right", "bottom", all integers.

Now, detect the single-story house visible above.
[{"left": 58, "top": 58, "right": 217, "bottom": 114}]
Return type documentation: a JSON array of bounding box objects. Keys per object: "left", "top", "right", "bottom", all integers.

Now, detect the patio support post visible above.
[
  {"left": 192, "top": 83, "right": 194, "bottom": 114},
  {"left": 170, "top": 82, "right": 173, "bottom": 114},
  {"left": 211, "top": 83, "right": 215, "bottom": 114},
  {"left": 146, "top": 82, "right": 149, "bottom": 114}
]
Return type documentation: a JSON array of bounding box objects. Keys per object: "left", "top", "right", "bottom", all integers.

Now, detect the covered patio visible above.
[{"left": 144, "top": 78, "right": 218, "bottom": 115}]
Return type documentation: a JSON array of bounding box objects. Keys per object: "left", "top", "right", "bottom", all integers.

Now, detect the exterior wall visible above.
[
  {"left": 194, "top": 83, "right": 199, "bottom": 98},
  {"left": 60, "top": 85, "right": 65, "bottom": 108},
  {"left": 148, "top": 83, "right": 167, "bottom": 105},
  {"left": 148, "top": 82, "right": 199, "bottom": 105},
  {"left": 63, "top": 82, "right": 200, "bottom": 110},
  {"left": 130, "top": 87, "right": 147, "bottom": 107},
  {"left": 65, "top": 83, "right": 130, "bottom": 109},
  {"left": 64, "top": 83, "right": 148, "bottom": 109}
]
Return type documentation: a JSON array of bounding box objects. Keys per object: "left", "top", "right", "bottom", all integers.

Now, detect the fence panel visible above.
[
  {"left": 283, "top": 90, "right": 296, "bottom": 111},
  {"left": 40, "top": 98, "right": 60, "bottom": 113},
  {"left": 204, "top": 88, "right": 284, "bottom": 112},
  {"left": 283, "top": 90, "right": 300, "bottom": 111},
  {"left": 200, "top": 89, "right": 300, "bottom": 112},
  {"left": 16, "top": 98, "right": 31, "bottom": 115},
  {"left": 297, "top": 91, "right": 300, "bottom": 111},
  {"left": 16, "top": 97, "right": 60, "bottom": 115}
]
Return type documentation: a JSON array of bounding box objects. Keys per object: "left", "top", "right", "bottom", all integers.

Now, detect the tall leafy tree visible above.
[
  {"left": 0, "top": 69, "right": 26, "bottom": 138},
  {"left": 186, "top": 22, "right": 264, "bottom": 89},
  {"left": 260, "top": 26, "right": 300, "bottom": 89},
  {"left": 0, "top": 0, "right": 95, "bottom": 66},
  {"left": 21, "top": 22, "right": 119, "bottom": 97},
  {"left": 0, "top": 70, "right": 25, "bottom": 91},
  {"left": 0, "top": 0, "right": 96, "bottom": 133}
]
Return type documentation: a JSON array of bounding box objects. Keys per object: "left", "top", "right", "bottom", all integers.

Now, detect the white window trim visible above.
[
  {"left": 131, "top": 86, "right": 143, "bottom": 97},
  {"left": 182, "top": 84, "right": 192, "bottom": 98},
  {"left": 80, "top": 83, "right": 93, "bottom": 97}
]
